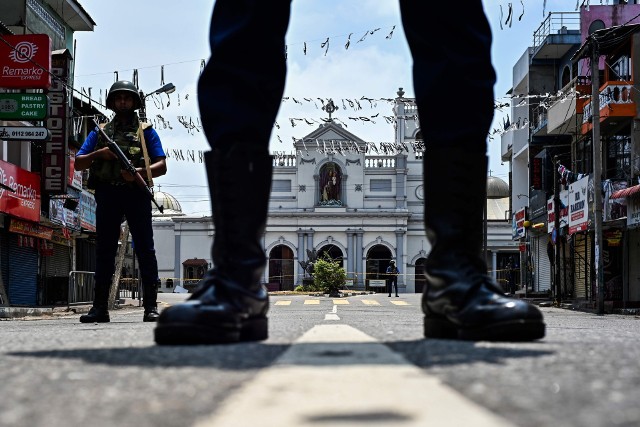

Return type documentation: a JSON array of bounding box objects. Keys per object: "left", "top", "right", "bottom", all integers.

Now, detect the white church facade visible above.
[{"left": 152, "top": 92, "right": 520, "bottom": 293}]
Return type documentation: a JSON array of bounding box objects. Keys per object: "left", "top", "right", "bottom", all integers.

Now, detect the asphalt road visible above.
[{"left": 1, "top": 293, "right": 639, "bottom": 427}]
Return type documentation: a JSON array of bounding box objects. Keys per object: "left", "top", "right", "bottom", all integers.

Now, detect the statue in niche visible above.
[{"left": 319, "top": 162, "right": 342, "bottom": 205}]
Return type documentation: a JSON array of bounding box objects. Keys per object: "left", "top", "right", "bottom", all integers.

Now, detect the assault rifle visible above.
[{"left": 91, "top": 119, "right": 164, "bottom": 213}]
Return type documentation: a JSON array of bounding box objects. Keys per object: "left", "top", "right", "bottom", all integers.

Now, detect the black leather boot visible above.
[
  {"left": 422, "top": 147, "right": 545, "bottom": 341},
  {"left": 80, "top": 282, "right": 110, "bottom": 323},
  {"left": 155, "top": 146, "right": 271, "bottom": 345},
  {"left": 143, "top": 280, "right": 160, "bottom": 322}
]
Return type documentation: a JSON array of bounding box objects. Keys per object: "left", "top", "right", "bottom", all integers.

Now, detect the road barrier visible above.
[{"left": 68, "top": 271, "right": 95, "bottom": 307}]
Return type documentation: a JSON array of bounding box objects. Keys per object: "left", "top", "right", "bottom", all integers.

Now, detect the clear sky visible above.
[{"left": 72, "top": 0, "right": 582, "bottom": 215}]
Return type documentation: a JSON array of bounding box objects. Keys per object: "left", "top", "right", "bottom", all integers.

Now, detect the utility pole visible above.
[
  {"left": 553, "top": 155, "right": 562, "bottom": 306},
  {"left": 109, "top": 222, "right": 129, "bottom": 310},
  {"left": 590, "top": 37, "right": 605, "bottom": 315}
]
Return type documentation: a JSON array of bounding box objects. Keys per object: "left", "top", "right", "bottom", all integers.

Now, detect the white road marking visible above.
[
  {"left": 324, "top": 304, "right": 340, "bottom": 321},
  {"left": 195, "top": 324, "right": 514, "bottom": 427}
]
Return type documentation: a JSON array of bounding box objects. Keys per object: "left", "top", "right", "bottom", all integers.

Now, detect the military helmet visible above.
[{"left": 106, "top": 80, "right": 142, "bottom": 111}]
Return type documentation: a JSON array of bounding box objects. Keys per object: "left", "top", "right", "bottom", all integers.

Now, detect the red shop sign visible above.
[
  {"left": 0, "top": 34, "right": 51, "bottom": 89},
  {"left": 0, "top": 159, "right": 41, "bottom": 222}
]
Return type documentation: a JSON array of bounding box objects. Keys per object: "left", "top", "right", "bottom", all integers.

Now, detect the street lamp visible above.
[{"left": 139, "top": 83, "right": 175, "bottom": 122}]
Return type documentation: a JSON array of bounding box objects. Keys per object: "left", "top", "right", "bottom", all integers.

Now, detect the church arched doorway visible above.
[
  {"left": 365, "top": 245, "right": 392, "bottom": 292},
  {"left": 317, "top": 244, "right": 344, "bottom": 266},
  {"left": 268, "top": 245, "right": 294, "bottom": 291}
]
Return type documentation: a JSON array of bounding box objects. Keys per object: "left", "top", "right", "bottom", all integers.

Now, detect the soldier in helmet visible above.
[{"left": 75, "top": 80, "right": 167, "bottom": 323}]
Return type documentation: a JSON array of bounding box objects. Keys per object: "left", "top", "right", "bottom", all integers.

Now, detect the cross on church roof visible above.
[{"left": 323, "top": 98, "right": 338, "bottom": 121}]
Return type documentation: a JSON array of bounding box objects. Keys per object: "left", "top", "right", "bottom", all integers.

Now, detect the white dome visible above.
[
  {"left": 152, "top": 190, "right": 184, "bottom": 216},
  {"left": 487, "top": 175, "right": 509, "bottom": 199}
]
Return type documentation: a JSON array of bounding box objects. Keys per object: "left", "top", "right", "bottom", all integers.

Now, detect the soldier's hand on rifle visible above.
[
  {"left": 97, "top": 146, "right": 118, "bottom": 160},
  {"left": 120, "top": 167, "right": 143, "bottom": 182}
]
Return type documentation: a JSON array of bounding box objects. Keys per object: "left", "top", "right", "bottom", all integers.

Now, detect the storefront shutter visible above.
[
  {"left": 42, "top": 243, "right": 72, "bottom": 305},
  {"left": 8, "top": 234, "right": 38, "bottom": 306},
  {"left": 573, "top": 233, "right": 591, "bottom": 299},
  {"left": 0, "top": 228, "right": 9, "bottom": 304},
  {"left": 532, "top": 235, "right": 551, "bottom": 292},
  {"left": 44, "top": 243, "right": 72, "bottom": 277}
]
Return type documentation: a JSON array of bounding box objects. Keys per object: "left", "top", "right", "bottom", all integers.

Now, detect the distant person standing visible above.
[
  {"left": 386, "top": 260, "right": 399, "bottom": 297},
  {"left": 75, "top": 80, "right": 167, "bottom": 323}
]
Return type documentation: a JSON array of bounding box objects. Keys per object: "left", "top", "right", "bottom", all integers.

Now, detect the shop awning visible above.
[{"left": 610, "top": 184, "right": 640, "bottom": 199}]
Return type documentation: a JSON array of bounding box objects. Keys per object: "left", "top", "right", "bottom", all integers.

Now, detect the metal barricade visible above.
[
  {"left": 68, "top": 271, "right": 95, "bottom": 307},
  {"left": 118, "top": 278, "right": 139, "bottom": 299}
]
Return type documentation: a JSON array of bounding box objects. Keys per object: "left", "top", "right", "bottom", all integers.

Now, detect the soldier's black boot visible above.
[
  {"left": 422, "top": 146, "right": 545, "bottom": 341},
  {"left": 155, "top": 146, "right": 271, "bottom": 345},
  {"left": 79, "top": 282, "right": 110, "bottom": 323},
  {"left": 143, "top": 280, "right": 160, "bottom": 322}
]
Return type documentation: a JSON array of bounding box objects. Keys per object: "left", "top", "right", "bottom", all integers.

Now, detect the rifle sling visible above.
[{"left": 138, "top": 124, "right": 154, "bottom": 187}]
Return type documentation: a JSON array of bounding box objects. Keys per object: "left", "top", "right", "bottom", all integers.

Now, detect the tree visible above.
[{"left": 313, "top": 254, "right": 347, "bottom": 297}]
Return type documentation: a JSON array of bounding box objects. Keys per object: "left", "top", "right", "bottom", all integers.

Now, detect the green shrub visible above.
[{"left": 313, "top": 254, "right": 347, "bottom": 296}]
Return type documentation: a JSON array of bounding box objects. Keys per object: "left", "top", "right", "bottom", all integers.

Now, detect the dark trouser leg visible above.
[
  {"left": 155, "top": 147, "right": 273, "bottom": 344},
  {"left": 155, "top": 0, "right": 289, "bottom": 345},
  {"left": 400, "top": 1, "right": 544, "bottom": 341},
  {"left": 125, "top": 186, "right": 160, "bottom": 322},
  {"left": 80, "top": 185, "right": 122, "bottom": 323}
]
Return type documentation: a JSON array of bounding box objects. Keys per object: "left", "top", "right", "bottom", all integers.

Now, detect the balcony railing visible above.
[
  {"left": 582, "top": 81, "right": 634, "bottom": 124},
  {"left": 272, "top": 153, "right": 398, "bottom": 169},
  {"left": 532, "top": 12, "right": 580, "bottom": 51}
]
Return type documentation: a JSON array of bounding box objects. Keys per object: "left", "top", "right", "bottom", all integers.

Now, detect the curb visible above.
[{"left": 0, "top": 300, "right": 139, "bottom": 320}]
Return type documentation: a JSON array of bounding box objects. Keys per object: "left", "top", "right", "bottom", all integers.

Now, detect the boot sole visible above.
[
  {"left": 424, "top": 316, "right": 545, "bottom": 342},
  {"left": 154, "top": 317, "right": 268, "bottom": 345}
]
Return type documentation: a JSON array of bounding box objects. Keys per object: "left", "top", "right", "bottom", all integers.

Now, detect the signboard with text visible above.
[
  {"left": 547, "top": 189, "right": 569, "bottom": 234},
  {"left": 79, "top": 190, "right": 97, "bottom": 232},
  {"left": 0, "top": 93, "right": 49, "bottom": 120},
  {"left": 0, "top": 34, "right": 51, "bottom": 89},
  {"left": 628, "top": 196, "right": 640, "bottom": 228},
  {"left": 568, "top": 175, "right": 590, "bottom": 234},
  {"left": 43, "top": 51, "right": 70, "bottom": 194},
  {"left": 0, "top": 126, "right": 50, "bottom": 141},
  {"left": 0, "top": 159, "right": 41, "bottom": 222},
  {"left": 512, "top": 207, "right": 527, "bottom": 239},
  {"left": 68, "top": 148, "right": 83, "bottom": 190}
]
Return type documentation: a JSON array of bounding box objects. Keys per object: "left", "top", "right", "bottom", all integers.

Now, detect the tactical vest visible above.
[{"left": 88, "top": 116, "right": 150, "bottom": 187}]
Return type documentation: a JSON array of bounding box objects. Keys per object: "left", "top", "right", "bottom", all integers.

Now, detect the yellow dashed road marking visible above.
[
  {"left": 361, "top": 299, "right": 380, "bottom": 306},
  {"left": 332, "top": 299, "right": 349, "bottom": 305},
  {"left": 274, "top": 301, "right": 292, "bottom": 306},
  {"left": 304, "top": 299, "right": 320, "bottom": 305},
  {"left": 390, "top": 300, "right": 409, "bottom": 306}
]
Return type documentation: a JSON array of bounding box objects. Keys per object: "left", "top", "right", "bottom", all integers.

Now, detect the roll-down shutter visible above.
[{"left": 8, "top": 234, "right": 38, "bottom": 305}]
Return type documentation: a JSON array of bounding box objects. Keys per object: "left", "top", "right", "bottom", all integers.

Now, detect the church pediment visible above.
[{"left": 295, "top": 121, "right": 367, "bottom": 151}]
